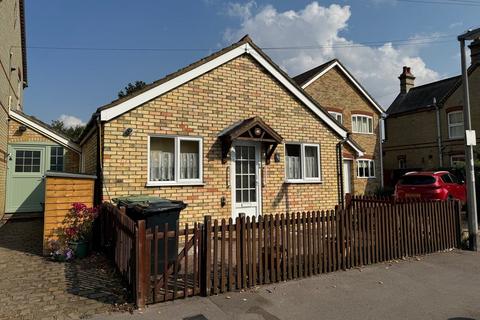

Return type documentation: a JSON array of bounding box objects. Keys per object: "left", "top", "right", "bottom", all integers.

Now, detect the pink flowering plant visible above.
[{"left": 62, "top": 202, "right": 99, "bottom": 242}]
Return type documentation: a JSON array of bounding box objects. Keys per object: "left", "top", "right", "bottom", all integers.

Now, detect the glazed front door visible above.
[
  {"left": 6, "top": 145, "right": 46, "bottom": 213},
  {"left": 231, "top": 142, "right": 261, "bottom": 220}
]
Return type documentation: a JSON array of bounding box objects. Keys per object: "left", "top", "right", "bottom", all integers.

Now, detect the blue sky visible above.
[{"left": 24, "top": 0, "right": 479, "bottom": 127}]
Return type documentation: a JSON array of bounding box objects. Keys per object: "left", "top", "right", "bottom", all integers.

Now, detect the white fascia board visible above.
[
  {"left": 302, "top": 61, "right": 385, "bottom": 115},
  {"left": 100, "top": 45, "right": 247, "bottom": 122},
  {"left": 346, "top": 140, "right": 364, "bottom": 157},
  {"left": 99, "top": 43, "right": 348, "bottom": 139},
  {"left": 9, "top": 111, "right": 81, "bottom": 153}
]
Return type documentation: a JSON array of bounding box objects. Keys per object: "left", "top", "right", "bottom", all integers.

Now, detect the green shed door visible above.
[{"left": 6, "top": 145, "right": 46, "bottom": 213}]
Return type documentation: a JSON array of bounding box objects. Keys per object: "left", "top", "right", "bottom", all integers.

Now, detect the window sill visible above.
[
  {"left": 351, "top": 132, "right": 374, "bottom": 135},
  {"left": 284, "top": 180, "right": 323, "bottom": 184},
  {"left": 356, "top": 177, "right": 376, "bottom": 179},
  {"left": 146, "top": 182, "right": 205, "bottom": 187}
]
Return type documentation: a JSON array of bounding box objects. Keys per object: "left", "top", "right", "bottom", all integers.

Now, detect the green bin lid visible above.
[{"left": 112, "top": 196, "right": 169, "bottom": 205}]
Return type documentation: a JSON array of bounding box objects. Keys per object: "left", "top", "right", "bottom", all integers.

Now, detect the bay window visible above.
[
  {"left": 148, "top": 136, "right": 202, "bottom": 185},
  {"left": 285, "top": 143, "right": 321, "bottom": 182}
]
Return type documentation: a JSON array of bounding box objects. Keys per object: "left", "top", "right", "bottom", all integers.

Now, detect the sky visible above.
[{"left": 23, "top": 0, "right": 479, "bottom": 127}]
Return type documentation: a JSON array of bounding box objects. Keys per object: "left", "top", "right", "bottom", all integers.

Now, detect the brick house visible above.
[
  {"left": 0, "top": 0, "right": 27, "bottom": 217},
  {"left": 78, "top": 36, "right": 364, "bottom": 225},
  {"left": 293, "top": 59, "right": 385, "bottom": 195},
  {"left": 383, "top": 38, "right": 480, "bottom": 186}
]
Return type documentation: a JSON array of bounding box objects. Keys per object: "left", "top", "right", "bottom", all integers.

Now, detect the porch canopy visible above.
[{"left": 219, "top": 116, "right": 284, "bottom": 164}]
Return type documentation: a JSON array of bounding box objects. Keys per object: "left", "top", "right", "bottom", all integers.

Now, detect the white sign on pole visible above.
[{"left": 466, "top": 130, "right": 477, "bottom": 146}]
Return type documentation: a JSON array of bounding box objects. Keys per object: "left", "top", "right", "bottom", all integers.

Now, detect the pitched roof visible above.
[
  {"left": 292, "top": 59, "right": 384, "bottom": 114},
  {"left": 292, "top": 59, "right": 336, "bottom": 86},
  {"left": 387, "top": 63, "right": 480, "bottom": 116},
  {"left": 387, "top": 76, "right": 460, "bottom": 116},
  {"left": 81, "top": 36, "right": 366, "bottom": 153},
  {"left": 9, "top": 110, "right": 80, "bottom": 152}
]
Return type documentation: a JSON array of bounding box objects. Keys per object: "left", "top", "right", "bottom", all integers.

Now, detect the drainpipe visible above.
[
  {"left": 379, "top": 114, "right": 385, "bottom": 188},
  {"left": 337, "top": 136, "right": 348, "bottom": 208},
  {"left": 434, "top": 97, "right": 443, "bottom": 168}
]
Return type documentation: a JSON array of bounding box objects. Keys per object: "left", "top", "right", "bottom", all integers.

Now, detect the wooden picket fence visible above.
[{"left": 98, "top": 199, "right": 461, "bottom": 308}]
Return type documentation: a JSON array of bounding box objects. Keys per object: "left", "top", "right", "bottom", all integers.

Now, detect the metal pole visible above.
[{"left": 459, "top": 38, "right": 478, "bottom": 251}]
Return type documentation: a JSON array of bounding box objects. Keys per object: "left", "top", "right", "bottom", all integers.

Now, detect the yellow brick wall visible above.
[
  {"left": 383, "top": 67, "right": 480, "bottom": 174},
  {"left": 81, "top": 130, "right": 97, "bottom": 175},
  {"left": 0, "top": 0, "right": 25, "bottom": 218},
  {"left": 101, "top": 55, "right": 342, "bottom": 225},
  {"left": 8, "top": 119, "right": 80, "bottom": 173},
  {"left": 302, "top": 66, "right": 382, "bottom": 194}
]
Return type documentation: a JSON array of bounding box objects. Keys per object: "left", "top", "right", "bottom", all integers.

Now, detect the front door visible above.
[
  {"left": 231, "top": 142, "right": 261, "bottom": 220},
  {"left": 343, "top": 160, "right": 352, "bottom": 195},
  {"left": 6, "top": 145, "right": 46, "bottom": 213}
]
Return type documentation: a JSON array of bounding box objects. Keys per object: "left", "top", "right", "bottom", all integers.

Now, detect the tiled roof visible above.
[
  {"left": 292, "top": 59, "right": 336, "bottom": 86},
  {"left": 387, "top": 76, "right": 460, "bottom": 116}
]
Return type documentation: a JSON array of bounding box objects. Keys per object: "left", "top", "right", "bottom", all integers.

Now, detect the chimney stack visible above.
[
  {"left": 398, "top": 66, "right": 415, "bottom": 94},
  {"left": 469, "top": 38, "right": 480, "bottom": 66}
]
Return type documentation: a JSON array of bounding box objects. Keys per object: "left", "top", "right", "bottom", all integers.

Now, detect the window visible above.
[
  {"left": 398, "top": 175, "right": 435, "bottom": 185},
  {"left": 15, "top": 150, "right": 41, "bottom": 173},
  {"left": 328, "top": 111, "right": 343, "bottom": 124},
  {"left": 451, "top": 155, "right": 465, "bottom": 167},
  {"left": 357, "top": 159, "right": 375, "bottom": 178},
  {"left": 285, "top": 143, "right": 321, "bottom": 182},
  {"left": 448, "top": 111, "right": 464, "bottom": 139},
  {"left": 398, "top": 158, "right": 406, "bottom": 169},
  {"left": 441, "top": 174, "right": 453, "bottom": 184},
  {"left": 352, "top": 115, "right": 373, "bottom": 134},
  {"left": 148, "top": 136, "right": 202, "bottom": 185},
  {"left": 50, "top": 146, "right": 64, "bottom": 172}
]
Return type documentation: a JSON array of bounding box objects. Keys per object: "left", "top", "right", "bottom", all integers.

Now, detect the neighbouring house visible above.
[
  {"left": 383, "top": 38, "right": 480, "bottom": 187},
  {"left": 0, "top": 0, "right": 27, "bottom": 217},
  {"left": 78, "top": 36, "right": 365, "bottom": 226},
  {"left": 293, "top": 59, "right": 385, "bottom": 195},
  {"left": 6, "top": 110, "right": 81, "bottom": 212}
]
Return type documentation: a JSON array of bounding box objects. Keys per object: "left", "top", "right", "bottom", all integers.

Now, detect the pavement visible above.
[
  {"left": 92, "top": 250, "right": 480, "bottom": 320},
  {"left": 0, "top": 218, "right": 131, "bottom": 320}
]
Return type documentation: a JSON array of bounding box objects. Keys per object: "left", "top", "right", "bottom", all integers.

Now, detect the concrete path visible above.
[
  {"left": 0, "top": 218, "right": 131, "bottom": 320},
  {"left": 93, "top": 250, "right": 480, "bottom": 320}
]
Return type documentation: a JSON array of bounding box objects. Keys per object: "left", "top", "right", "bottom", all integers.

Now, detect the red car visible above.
[{"left": 394, "top": 171, "right": 466, "bottom": 203}]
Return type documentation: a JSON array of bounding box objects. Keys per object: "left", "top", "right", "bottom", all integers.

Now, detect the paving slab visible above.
[
  {"left": 0, "top": 218, "right": 132, "bottom": 320},
  {"left": 92, "top": 250, "right": 480, "bottom": 320}
]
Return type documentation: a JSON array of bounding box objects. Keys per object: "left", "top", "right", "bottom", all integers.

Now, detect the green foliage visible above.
[
  {"left": 51, "top": 120, "right": 85, "bottom": 141},
  {"left": 117, "top": 80, "right": 147, "bottom": 98}
]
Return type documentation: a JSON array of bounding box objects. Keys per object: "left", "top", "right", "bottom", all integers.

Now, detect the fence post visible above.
[
  {"left": 345, "top": 193, "right": 352, "bottom": 210},
  {"left": 455, "top": 200, "right": 463, "bottom": 248},
  {"left": 135, "top": 220, "right": 147, "bottom": 308},
  {"left": 201, "top": 215, "right": 212, "bottom": 296}
]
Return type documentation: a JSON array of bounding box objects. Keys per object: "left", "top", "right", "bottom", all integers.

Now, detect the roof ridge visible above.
[{"left": 409, "top": 74, "right": 460, "bottom": 91}]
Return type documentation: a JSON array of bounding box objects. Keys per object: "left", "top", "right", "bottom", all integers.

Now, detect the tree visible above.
[
  {"left": 118, "top": 80, "right": 147, "bottom": 98},
  {"left": 51, "top": 120, "right": 85, "bottom": 141}
]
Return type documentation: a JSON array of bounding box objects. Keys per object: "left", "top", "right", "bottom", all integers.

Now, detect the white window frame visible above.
[
  {"left": 357, "top": 159, "right": 375, "bottom": 178},
  {"left": 447, "top": 111, "right": 464, "bottom": 139},
  {"left": 328, "top": 111, "right": 343, "bottom": 124},
  {"left": 351, "top": 114, "right": 373, "bottom": 134},
  {"left": 147, "top": 135, "right": 203, "bottom": 186},
  {"left": 284, "top": 143, "right": 322, "bottom": 183}
]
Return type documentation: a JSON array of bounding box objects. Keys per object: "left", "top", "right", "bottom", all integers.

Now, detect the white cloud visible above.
[
  {"left": 223, "top": 1, "right": 441, "bottom": 109},
  {"left": 226, "top": 1, "right": 256, "bottom": 19},
  {"left": 57, "top": 114, "right": 85, "bottom": 128}
]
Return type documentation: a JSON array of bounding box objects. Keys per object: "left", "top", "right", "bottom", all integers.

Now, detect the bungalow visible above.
[{"left": 78, "top": 36, "right": 366, "bottom": 225}]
